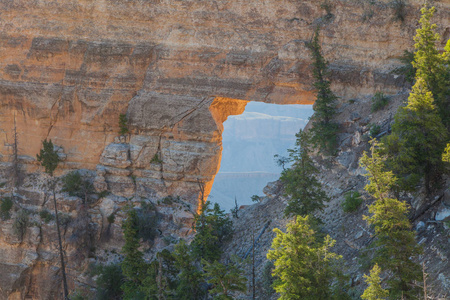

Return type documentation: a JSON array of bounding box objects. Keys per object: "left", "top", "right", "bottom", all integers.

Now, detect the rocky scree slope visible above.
[{"left": 222, "top": 92, "right": 450, "bottom": 299}]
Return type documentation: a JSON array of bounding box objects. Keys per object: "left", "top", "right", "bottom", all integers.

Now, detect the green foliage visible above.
[
  {"left": 173, "top": 240, "right": 206, "bottom": 299},
  {"left": 360, "top": 141, "right": 422, "bottom": 298},
  {"left": 251, "top": 195, "right": 261, "bottom": 203},
  {"left": 36, "top": 139, "right": 59, "bottom": 176},
  {"left": 39, "top": 209, "right": 54, "bottom": 223},
  {"left": 320, "top": 0, "right": 334, "bottom": 19},
  {"left": 362, "top": 8, "right": 374, "bottom": 22},
  {"left": 281, "top": 130, "right": 329, "bottom": 218},
  {"left": 382, "top": 78, "right": 447, "bottom": 194},
  {"left": 13, "top": 209, "right": 29, "bottom": 240},
  {"left": 371, "top": 92, "right": 390, "bottom": 112},
  {"left": 0, "top": 197, "right": 13, "bottom": 220},
  {"left": 390, "top": 0, "right": 406, "bottom": 22},
  {"left": 119, "top": 113, "right": 129, "bottom": 135},
  {"left": 57, "top": 212, "right": 72, "bottom": 228},
  {"left": 412, "top": 5, "right": 450, "bottom": 129},
  {"left": 267, "top": 215, "right": 342, "bottom": 300},
  {"left": 141, "top": 249, "right": 179, "bottom": 299},
  {"left": 191, "top": 201, "right": 233, "bottom": 262},
  {"left": 308, "top": 27, "right": 339, "bottom": 156},
  {"left": 62, "top": 171, "right": 94, "bottom": 202},
  {"left": 121, "top": 206, "right": 147, "bottom": 299},
  {"left": 274, "top": 154, "right": 289, "bottom": 170},
  {"left": 393, "top": 50, "right": 416, "bottom": 84},
  {"left": 341, "top": 191, "right": 363, "bottom": 213},
  {"left": 361, "top": 264, "right": 389, "bottom": 300},
  {"left": 70, "top": 290, "right": 88, "bottom": 300},
  {"left": 202, "top": 258, "right": 247, "bottom": 300},
  {"left": 368, "top": 124, "right": 381, "bottom": 138},
  {"left": 443, "top": 143, "right": 450, "bottom": 163},
  {"left": 136, "top": 201, "right": 159, "bottom": 242},
  {"left": 97, "top": 190, "right": 109, "bottom": 199},
  {"left": 94, "top": 264, "right": 124, "bottom": 300},
  {"left": 107, "top": 213, "right": 115, "bottom": 224},
  {"left": 261, "top": 261, "right": 275, "bottom": 297},
  {"left": 161, "top": 196, "right": 173, "bottom": 205},
  {"left": 150, "top": 154, "right": 162, "bottom": 164}
]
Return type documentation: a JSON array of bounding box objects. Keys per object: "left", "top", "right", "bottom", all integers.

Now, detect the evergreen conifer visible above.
[
  {"left": 308, "top": 27, "right": 339, "bottom": 155},
  {"left": 360, "top": 141, "right": 421, "bottom": 299}
]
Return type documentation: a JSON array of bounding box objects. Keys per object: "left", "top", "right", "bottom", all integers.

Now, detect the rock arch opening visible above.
[{"left": 207, "top": 98, "right": 313, "bottom": 211}]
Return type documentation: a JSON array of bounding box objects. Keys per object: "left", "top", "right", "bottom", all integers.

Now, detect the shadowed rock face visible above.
[{"left": 0, "top": 1, "right": 449, "bottom": 298}]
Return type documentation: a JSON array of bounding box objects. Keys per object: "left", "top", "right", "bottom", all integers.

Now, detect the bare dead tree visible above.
[
  {"left": 197, "top": 178, "right": 206, "bottom": 211},
  {"left": 252, "top": 229, "right": 256, "bottom": 300},
  {"left": 8, "top": 113, "right": 23, "bottom": 200},
  {"left": 423, "top": 262, "right": 428, "bottom": 300}
]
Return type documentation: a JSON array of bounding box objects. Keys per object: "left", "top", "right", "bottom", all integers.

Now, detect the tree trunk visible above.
[{"left": 52, "top": 182, "right": 69, "bottom": 299}]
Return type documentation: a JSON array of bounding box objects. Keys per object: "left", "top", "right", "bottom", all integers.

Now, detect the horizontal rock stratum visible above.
[
  {"left": 1, "top": 0, "right": 448, "bottom": 205},
  {"left": 0, "top": 1, "right": 449, "bottom": 298}
]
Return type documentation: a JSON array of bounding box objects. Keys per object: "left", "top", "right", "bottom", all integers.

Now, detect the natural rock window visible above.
[{"left": 208, "top": 102, "right": 313, "bottom": 211}]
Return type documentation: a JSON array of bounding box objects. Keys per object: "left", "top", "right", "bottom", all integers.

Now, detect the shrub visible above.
[
  {"left": 13, "top": 209, "right": 29, "bottom": 240},
  {"left": 150, "top": 153, "right": 162, "bottom": 164},
  {"left": 107, "top": 213, "right": 115, "bottom": 224},
  {"left": 39, "top": 209, "right": 54, "bottom": 223},
  {"left": 1, "top": 197, "right": 13, "bottom": 220},
  {"left": 341, "top": 191, "right": 363, "bottom": 213},
  {"left": 136, "top": 202, "right": 159, "bottom": 242},
  {"left": 320, "top": 0, "right": 333, "bottom": 19},
  {"left": 391, "top": 0, "right": 406, "bottom": 22},
  {"left": 62, "top": 171, "right": 94, "bottom": 202},
  {"left": 95, "top": 264, "right": 124, "bottom": 300},
  {"left": 97, "top": 190, "right": 109, "bottom": 199},
  {"left": 369, "top": 124, "right": 382, "bottom": 138},
  {"left": 371, "top": 92, "right": 390, "bottom": 112},
  {"left": 161, "top": 196, "right": 173, "bottom": 205},
  {"left": 251, "top": 195, "right": 261, "bottom": 203},
  {"left": 392, "top": 50, "right": 416, "bottom": 84},
  {"left": 362, "top": 8, "right": 374, "bottom": 22},
  {"left": 118, "top": 114, "right": 129, "bottom": 135},
  {"left": 58, "top": 212, "right": 72, "bottom": 228},
  {"left": 262, "top": 261, "right": 275, "bottom": 297}
]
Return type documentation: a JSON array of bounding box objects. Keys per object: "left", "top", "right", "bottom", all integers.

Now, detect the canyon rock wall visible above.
[
  {"left": 1, "top": 0, "right": 448, "bottom": 205},
  {"left": 0, "top": 0, "right": 449, "bottom": 299}
]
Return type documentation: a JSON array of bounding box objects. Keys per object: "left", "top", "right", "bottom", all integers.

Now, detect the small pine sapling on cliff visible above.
[{"left": 119, "top": 113, "right": 129, "bottom": 136}]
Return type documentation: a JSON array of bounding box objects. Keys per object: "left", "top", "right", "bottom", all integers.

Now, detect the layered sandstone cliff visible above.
[{"left": 0, "top": 0, "right": 449, "bottom": 299}]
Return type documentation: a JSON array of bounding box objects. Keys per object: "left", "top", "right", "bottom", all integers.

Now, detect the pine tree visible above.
[
  {"left": 412, "top": 5, "right": 450, "bottom": 129},
  {"left": 267, "top": 216, "right": 342, "bottom": 300},
  {"left": 36, "top": 139, "right": 60, "bottom": 177},
  {"left": 361, "top": 264, "right": 389, "bottom": 300},
  {"left": 280, "top": 129, "right": 329, "bottom": 218},
  {"left": 191, "top": 201, "right": 233, "bottom": 262},
  {"left": 202, "top": 258, "right": 247, "bottom": 300},
  {"left": 173, "top": 240, "right": 205, "bottom": 300},
  {"left": 36, "top": 139, "right": 69, "bottom": 300},
  {"left": 141, "top": 249, "right": 178, "bottom": 300},
  {"left": 383, "top": 78, "right": 447, "bottom": 194},
  {"left": 360, "top": 141, "right": 422, "bottom": 299},
  {"left": 121, "top": 206, "right": 147, "bottom": 299},
  {"left": 308, "top": 27, "right": 339, "bottom": 156}
]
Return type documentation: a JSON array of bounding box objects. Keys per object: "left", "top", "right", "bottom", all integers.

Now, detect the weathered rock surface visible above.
[
  {"left": 1, "top": 0, "right": 448, "bottom": 205},
  {"left": 0, "top": 0, "right": 449, "bottom": 299}
]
